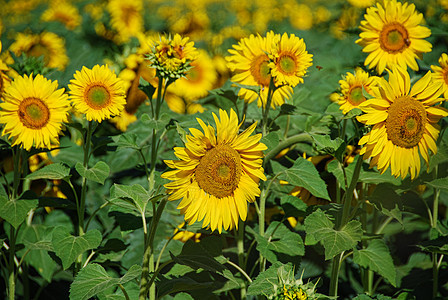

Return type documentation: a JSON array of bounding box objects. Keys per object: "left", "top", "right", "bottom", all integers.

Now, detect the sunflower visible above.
[
  {"left": 269, "top": 33, "right": 313, "bottom": 87},
  {"left": 169, "top": 49, "right": 217, "bottom": 101},
  {"left": 107, "top": 0, "right": 143, "bottom": 43},
  {"left": 356, "top": 0, "right": 432, "bottom": 74},
  {"left": 68, "top": 65, "right": 126, "bottom": 122},
  {"left": 431, "top": 53, "right": 448, "bottom": 98},
  {"left": 348, "top": 0, "right": 375, "bottom": 8},
  {"left": 162, "top": 109, "right": 267, "bottom": 233},
  {"left": 41, "top": 0, "right": 82, "bottom": 30},
  {"left": 0, "top": 74, "right": 70, "bottom": 151},
  {"left": 357, "top": 66, "right": 448, "bottom": 179},
  {"left": 9, "top": 32, "right": 69, "bottom": 70},
  {"left": 226, "top": 31, "right": 292, "bottom": 109},
  {"left": 110, "top": 110, "right": 137, "bottom": 132},
  {"left": 336, "top": 68, "right": 379, "bottom": 114}
]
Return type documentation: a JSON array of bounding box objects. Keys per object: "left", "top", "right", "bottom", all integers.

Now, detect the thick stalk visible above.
[
  {"left": 432, "top": 166, "right": 440, "bottom": 299},
  {"left": 262, "top": 78, "right": 276, "bottom": 136},
  {"left": 263, "top": 133, "right": 313, "bottom": 167},
  {"left": 329, "top": 252, "right": 343, "bottom": 297},
  {"left": 79, "top": 121, "right": 93, "bottom": 235},
  {"left": 236, "top": 220, "right": 246, "bottom": 298}
]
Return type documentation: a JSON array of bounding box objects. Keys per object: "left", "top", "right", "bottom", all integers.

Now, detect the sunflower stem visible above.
[
  {"left": 329, "top": 252, "right": 343, "bottom": 297},
  {"left": 236, "top": 219, "right": 247, "bottom": 298},
  {"left": 262, "top": 78, "right": 276, "bottom": 136},
  {"left": 432, "top": 165, "right": 440, "bottom": 299},
  {"left": 79, "top": 121, "right": 93, "bottom": 236},
  {"left": 263, "top": 133, "right": 313, "bottom": 167}
]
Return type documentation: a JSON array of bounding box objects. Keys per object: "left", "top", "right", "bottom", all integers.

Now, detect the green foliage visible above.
[
  {"left": 278, "top": 157, "right": 331, "bottom": 200},
  {"left": 75, "top": 161, "right": 110, "bottom": 184},
  {"left": 0, "top": 191, "right": 38, "bottom": 228},
  {"left": 353, "top": 239, "right": 397, "bottom": 286},
  {"left": 70, "top": 264, "right": 141, "bottom": 300},
  {"left": 52, "top": 227, "right": 102, "bottom": 270},
  {"left": 25, "top": 163, "right": 71, "bottom": 181},
  {"left": 305, "top": 209, "right": 362, "bottom": 260},
  {"left": 247, "top": 262, "right": 293, "bottom": 296}
]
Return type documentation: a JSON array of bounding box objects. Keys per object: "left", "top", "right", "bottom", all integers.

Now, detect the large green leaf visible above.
[
  {"left": 254, "top": 221, "right": 304, "bottom": 266},
  {"left": 327, "top": 159, "right": 356, "bottom": 191},
  {"left": 247, "top": 262, "right": 293, "bottom": 296},
  {"left": 353, "top": 239, "right": 397, "bottom": 287},
  {"left": 25, "top": 163, "right": 71, "bottom": 180},
  {"left": 112, "top": 133, "right": 140, "bottom": 151},
  {"left": 52, "top": 227, "right": 102, "bottom": 269},
  {"left": 367, "top": 184, "right": 403, "bottom": 224},
  {"left": 425, "top": 177, "right": 448, "bottom": 191},
  {"left": 304, "top": 209, "right": 362, "bottom": 260},
  {"left": 110, "top": 184, "right": 151, "bottom": 215},
  {"left": 280, "top": 195, "right": 308, "bottom": 218},
  {"left": 70, "top": 263, "right": 141, "bottom": 300},
  {"left": 19, "top": 225, "right": 57, "bottom": 282},
  {"left": 75, "top": 161, "right": 110, "bottom": 184},
  {"left": 312, "top": 135, "right": 346, "bottom": 163},
  {"left": 278, "top": 157, "right": 330, "bottom": 200},
  {"left": 0, "top": 192, "right": 38, "bottom": 228}
]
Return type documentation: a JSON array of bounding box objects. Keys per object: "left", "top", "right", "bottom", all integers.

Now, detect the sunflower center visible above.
[
  {"left": 122, "top": 5, "right": 138, "bottom": 26},
  {"left": 278, "top": 54, "right": 296, "bottom": 75},
  {"left": 195, "top": 145, "right": 242, "bottom": 198},
  {"left": 386, "top": 97, "right": 426, "bottom": 148},
  {"left": 379, "top": 22, "right": 409, "bottom": 53},
  {"left": 28, "top": 43, "right": 50, "bottom": 64},
  {"left": 85, "top": 85, "right": 111, "bottom": 109},
  {"left": 250, "top": 54, "right": 271, "bottom": 86},
  {"left": 18, "top": 97, "right": 50, "bottom": 129},
  {"left": 348, "top": 85, "right": 365, "bottom": 105}
]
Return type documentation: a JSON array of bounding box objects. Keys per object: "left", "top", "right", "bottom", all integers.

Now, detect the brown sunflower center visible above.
[
  {"left": 0, "top": 73, "right": 4, "bottom": 94},
  {"left": 18, "top": 97, "right": 50, "bottom": 129},
  {"left": 379, "top": 22, "right": 410, "bottom": 53},
  {"left": 250, "top": 54, "right": 271, "bottom": 86},
  {"left": 386, "top": 97, "right": 426, "bottom": 148},
  {"left": 28, "top": 43, "right": 51, "bottom": 64},
  {"left": 85, "top": 85, "right": 111, "bottom": 109},
  {"left": 122, "top": 5, "right": 138, "bottom": 26},
  {"left": 278, "top": 54, "right": 296, "bottom": 75},
  {"left": 195, "top": 145, "right": 242, "bottom": 198},
  {"left": 348, "top": 85, "right": 365, "bottom": 106}
]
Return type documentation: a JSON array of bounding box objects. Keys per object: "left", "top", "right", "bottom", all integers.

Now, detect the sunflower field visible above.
[{"left": 1, "top": 0, "right": 448, "bottom": 299}]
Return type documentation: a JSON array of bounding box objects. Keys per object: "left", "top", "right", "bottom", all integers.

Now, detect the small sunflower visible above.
[
  {"left": 226, "top": 31, "right": 292, "bottom": 109},
  {"left": 348, "top": 0, "right": 375, "bottom": 8},
  {"left": 110, "top": 110, "right": 137, "bottom": 132},
  {"left": 269, "top": 32, "right": 313, "bottom": 87},
  {"left": 357, "top": 66, "right": 448, "bottom": 179},
  {"left": 0, "top": 41, "right": 12, "bottom": 98},
  {"left": 356, "top": 0, "right": 432, "bottom": 74},
  {"left": 337, "top": 68, "right": 379, "bottom": 114},
  {"left": 41, "top": 0, "right": 82, "bottom": 30},
  {"left": 107, "top": 0, "right": 143, "bottom": 43},
  {"left": 162, "top": 109, "right": 267, "bottom": 233},
  {"left": 0, "top": 74, "right": 70, "bottom": 151},
  {"left": 68, "top": 65, "right": 126, "bottom": 122},
  {"left": 9, "top": 32, "right": 69, "bottom": 71},
  {"left": 431, "top": 53, "right": 448, "bottom": 98}
]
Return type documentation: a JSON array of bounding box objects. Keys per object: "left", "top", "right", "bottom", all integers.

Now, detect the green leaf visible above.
[
  {"left": 171, "top": 236, "right": 225, "bottom": 273},
  {"left": 75, "top": 161, "right": 110, "bottom": 184},
  {"left": 425, "top": 177, "right": 448, "bottom": 191},
  {"left": 280, "top": 195, "right": 308, "bottom": 218},
  {"left": 305, "top": 209, "right": 362, "bottom": 260},
  {"left": 25, "top": 163, "right": 71, "bottom": 180},
  {"left": 261, "top": 131, "right": 281, "bottom": 153},
  {"left": 113, "top": 133, "right": 140, "bottom": 150},
  {"left": 110, "top": 184, "right": 151, "bottom": 214},
  {"left": 141, "top": 113, "right": 171, "bottom": 131},
  {"left": 279, "top": 157, "right": 330, "bottom": 200},
  {"left": 327, "top": 159, "right": 356, "bottom": 191},
  {"left": 176, "top": 122, "right": 188, "bottom": 144},
  {"left": 0, "top": 192, "right": 38, "bottom": 228},
  {"left": 312, "top": 134, "right": 346, "bottom": 162},
  {"left": 278, "top": 104, "right": 296, "bottom": 116},
  {"left": 418, "top": 236, "right": 448, "bottom": 255},
  {"left": 367, "top": 184, "right": 403, "bottom": 224},
  {"left": 70, "top": 264, "right": 141, "bottom": 300},
  {"left": 254, "top": 222, "right": 304, "bottom": 266},
  {"left": 247, "top": 262, "right": 293, "bottom": 296},
  {"left": 353, "top": 239, "right": 397, "bottom": 286},
  {"left": 342, "top": 108, "right": 363, "bottom": 119},
  {"left": 52, "top": 227, "right": 102, "bottom": 270}
]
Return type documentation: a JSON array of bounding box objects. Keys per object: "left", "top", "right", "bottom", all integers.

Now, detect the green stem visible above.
[
  {"left": 8, "top": 226, "right": 16, "bottom": 300},
  {"left": 263, "top": 133, "right": 313, "bottom": 167},
  {"left": 79, "top": 121, "right": 94, "bottom": 235},
  {"left": 118, "top": 284, "right": 131, "bottom": 300},
  {"left": 236, "top": 219, "right": 247, "bottom": 299},
  {"left": 262, "top": 78, "right": 276, "bottom": 136},
  {"left": 329, "top": 252, "right": 343, "bottom": 297},
  {"left": 225, "top": 260, "right": 252, "bottom": 283},
  {"left": 139, "top": 199, "right": 167, "bottom": 300},
  {"left": 432, "top": 165, "right": 440, "bottom": 299}
]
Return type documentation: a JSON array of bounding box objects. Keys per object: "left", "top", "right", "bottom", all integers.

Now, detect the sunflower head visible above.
[
  {"left": 268, "top": 33, "right": 313, "bottom": 87},
  {"left": 107, "top": 0, "right": 143, "bottom": 43},
  {"left": 0, "top": 74, "right": 70, "bottom": 151},
  {"left": 356, "top": 0, "right": 432, "bottom": 74},
  {"left": 146, "top": 34, "right": 198, "bottom": 80},
  {"left": 162, "top": 109, "right": 267, "bottom": 233},
  {"left": 431, "top": 53, "right": 448, "bottom": 98},
  {"left": 337, "top": 68, "right": 379, "bottom": 114},
  {"left": 357, "top": 66, "right": 448, "bottom": 179},
  {"left": 68, "top": 65, "right": 126, "bottom": 122}
]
